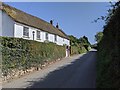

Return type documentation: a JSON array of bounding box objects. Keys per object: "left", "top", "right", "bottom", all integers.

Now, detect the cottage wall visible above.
[
  {"left": 14, "top": 22, "right": 70, "bottom": 46},
  {"left": 2, "top": 11, "right": 14, "bottom": 37},
  {"left": 56, "top": 36, "right": 64, "bottom": 46},
  {"left": 14, "top": 23, "right": 23, "bottom": 38},
  {"left": 1, "top": 11, "right": 70, "bottom": 46},
  {"left": 29, "top": 27, "right": 37, "bottom": 40},
  {"left": 40, "top": 31, "right": 46, "bottom": 42},
  {"left": 64, "top": 39, "right": 70, "bottom": 46},
  {"left": 48, "top": 33, "right": 54, "bottom": 43}
]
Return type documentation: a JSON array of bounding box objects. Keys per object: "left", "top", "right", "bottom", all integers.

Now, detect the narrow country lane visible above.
[{"left": 3, "top": 50, "right": 97, "bottom": 88}]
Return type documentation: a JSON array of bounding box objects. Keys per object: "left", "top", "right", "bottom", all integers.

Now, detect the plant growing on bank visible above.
[{"left": 96, "top": 1, "right": 120, "bottom": 88}]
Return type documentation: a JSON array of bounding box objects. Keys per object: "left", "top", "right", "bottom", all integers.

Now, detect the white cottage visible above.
[{"left": 0, "top": 2, "right": 70, "bottom": 57}]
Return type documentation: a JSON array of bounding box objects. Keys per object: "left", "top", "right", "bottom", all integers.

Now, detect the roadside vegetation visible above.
[
  {"left": 95, "top": 32, "right": 103, "bottom": 44},
  {"left": 1, "top": 37, "right": 65, "bottom": 80},
  {"left": 96, "top": 1, "right": 120, "bottom": 88},
  {"left": 1, "top": 35, "right": 91, "bottom": 81},
  {"left": 68, "top": 35, "right": 91, "bottom": 55}
]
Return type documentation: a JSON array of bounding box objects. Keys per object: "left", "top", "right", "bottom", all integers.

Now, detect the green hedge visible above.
[
  {"left": 70, "top": 46, "right": 79, "bottom": 55},
  {"left": 70, "top": 45, "right": 87, "bottom": 55},
  {"left": 1, "top": 37, "right": 65, "bottom": 76},
  {"left": 97, "top": 6, "right": 120, "bottom": 88}
]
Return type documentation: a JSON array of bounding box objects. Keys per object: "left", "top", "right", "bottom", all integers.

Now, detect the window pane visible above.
[
  {"left": 37, "top": 31, "right": 40, "bottom": 39},
  {"left": 55, "top": 35, "right": 57, "bottom": 42},
  {"left": 46, "top": 33, "right": 48, "bottom": 40},
  {"left": 23, "top": 27, "right": 29, "bottom": 37}
]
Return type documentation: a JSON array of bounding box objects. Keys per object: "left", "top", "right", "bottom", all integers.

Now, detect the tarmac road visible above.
[{"left": 3, "top": 50, "right": 96, "bottom": 88}]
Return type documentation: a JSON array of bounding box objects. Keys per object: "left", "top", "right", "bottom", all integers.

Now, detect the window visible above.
[
  {"left": 54, "top": 35, "right": 57, "bottom": 42},
  {"left": 37, "top": 31, "right": 41, "bottom": 39},
  {"left": 23, "top": 27, "right": 29, "bottom": 37},
  {"left": 45, "top": 33, "right": 48, "bottom": 40}
]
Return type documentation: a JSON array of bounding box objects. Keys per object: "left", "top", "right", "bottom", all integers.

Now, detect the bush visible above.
[
  {"left": 1, "top": 37, "right": 66, "bottom": 76},
  {"left": 97, "top": 5, "right": 120, "bottom": 88},
  {"left": 70, "top": 45, "right": 87, "bottom": 55},
  {"left": 71, "top": 46, "right": 79, "bottom": 55}
]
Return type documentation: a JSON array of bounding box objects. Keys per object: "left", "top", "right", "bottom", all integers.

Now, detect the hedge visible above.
[
  {"left": 97, "top": 5, "right": 120, "bottom": 88},
  {"left": 70, "top": 45, "right": 87, "bottom": 55},
  {"left": 1, "top": 37, "right": 66, "bottom": 76}
]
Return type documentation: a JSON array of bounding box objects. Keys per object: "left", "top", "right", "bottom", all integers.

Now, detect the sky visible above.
[{"left": 6, "top": 2, "right": 110, "bottom": 44}]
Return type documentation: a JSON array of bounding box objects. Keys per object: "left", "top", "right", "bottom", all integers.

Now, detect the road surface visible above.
[{"left": 3, "top": 50, "right": 96, "bottom": 88}]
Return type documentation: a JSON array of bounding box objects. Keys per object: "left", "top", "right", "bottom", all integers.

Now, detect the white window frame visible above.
[
  {"left": 37, "top": 30, "right": 41, "bottom": 40},
  {"left": 23, "top": 27, "right": 29, "bottom": 38},
  {"left": 45, "top": 32, "right": 48, "bottom": 40},
  {"left": 54, "top": 35, "right": 57, "bottom": 42}
]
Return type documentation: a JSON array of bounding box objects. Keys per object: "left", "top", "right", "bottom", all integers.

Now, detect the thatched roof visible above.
[{"left": 2, "top": 3, "right": 69, "bottom": 40}]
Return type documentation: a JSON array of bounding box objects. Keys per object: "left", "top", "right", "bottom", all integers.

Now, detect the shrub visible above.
[
  {"left": 1, "top": 37, "right": 65, "bottom": 76},
  {"left": 97, "top": 4, "right": 120, "bottom": 88}
]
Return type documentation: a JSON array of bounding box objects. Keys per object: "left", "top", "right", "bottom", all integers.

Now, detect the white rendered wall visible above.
[
  {"left": 64, "top": 39, "right": 70, "bottom": 46},
  {"left": 29, "top": 27, "right": 37, "bottom": 40},
  {"left": 56, "top": 36, "right": 64, "bottom": 46},
  {"left": 14, "top": 22, "right": 70, "bottom": 46},
  {"left": 14, "top": 23, "right": 46, "bottom": 42},
  {"left": 40, "top": 31, "right": 45, "bottom": 42},
  {"left": 2, "top": 11, "right": 14, "bottom": 37},
  {"left": 15, "top": 23, "right": 37, "bottom": 41},
  {"left": 14, "top": 23, "right": 23, "bottom": 38},
  {"left": 48, "top": 33, "right": 54, "bottom": 43}
]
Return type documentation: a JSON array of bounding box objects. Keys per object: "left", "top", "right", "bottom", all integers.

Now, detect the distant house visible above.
[{"left": 0, "top": 2, "right": 70, "bottom": 47}]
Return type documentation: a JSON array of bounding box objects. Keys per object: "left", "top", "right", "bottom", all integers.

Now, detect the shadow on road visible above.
[{"left": 27, "top": 51, "right": 96, "bottom": 88}]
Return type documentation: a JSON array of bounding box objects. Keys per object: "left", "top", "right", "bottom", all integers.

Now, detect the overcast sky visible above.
[{"left": 6, "top": 2, "right": 110, "bottom": 44}]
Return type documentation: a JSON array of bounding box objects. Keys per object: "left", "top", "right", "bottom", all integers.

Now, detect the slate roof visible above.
[{"left": 1, "top": 3, "right": 69, "bottom": 39}]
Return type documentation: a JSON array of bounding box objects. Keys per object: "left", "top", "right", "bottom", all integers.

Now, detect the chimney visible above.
[
  {"left": 56, "top": 23, "right": 59, "bottom": 29},
  {"left": 50, "top": 20, "right": 53, "bottom": 25}
]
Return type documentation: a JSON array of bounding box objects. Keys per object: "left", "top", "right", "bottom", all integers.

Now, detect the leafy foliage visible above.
[
  {"left": 95, "top": 32, "right": 103, "bottom": 43},
  {"left": 68, "top": 35, "right": 79, "bottom": 46},
  {"left": 97, "top": 1, "right": 120, "bottom": 88},
  {"left": 1, "top": 37, "right": 65, "bottom": 76},
  {"left": 68, "top": 35, "right": 91, "bottom": 55},
  {"left": 79, "top": 36, "right": 90, "bottom": 45}
]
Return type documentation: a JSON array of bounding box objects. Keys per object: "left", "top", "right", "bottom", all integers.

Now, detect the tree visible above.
[
  {"left": 68, "top": 35, "right": 91, "bottom": 53},
  {"left": 95, "top": 32, "right": 103, "bottom": 43},
  {"left": 79, "top": 36, "right": 91, "bottom": 51},
  {"left": 79, "top": 36, "right": 91, "bottom": 46},
  {"left": 68, "top": 35, "right": 79, "bottom": 46}
]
